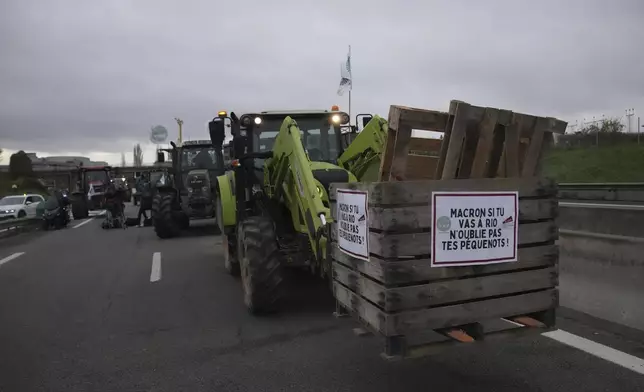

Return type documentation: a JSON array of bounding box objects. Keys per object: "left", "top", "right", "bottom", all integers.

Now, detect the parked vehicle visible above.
[{"left": 0, "top": 194, "right": 45, "bottom": 220}]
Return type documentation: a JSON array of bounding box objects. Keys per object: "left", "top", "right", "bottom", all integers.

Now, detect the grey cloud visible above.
[{"left": 2, "top": 0, "right": 644, "bottom": 158}]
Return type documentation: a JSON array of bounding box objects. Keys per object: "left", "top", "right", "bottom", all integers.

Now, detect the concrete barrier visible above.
[
  {"left": 559, "top": 230, "right": 644, "bottom": 331},
  {"left": 558, "top": 202, "right": 644, "bottom": 331},
  {"left": 558, "top": 202, "right": 644, "bottom": 237}
]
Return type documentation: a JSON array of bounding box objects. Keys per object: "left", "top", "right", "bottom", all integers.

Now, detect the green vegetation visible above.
[
  {"left": 544, "top": 144, "right": 644, "bottom": 183},
  {"left": 0, "top": 150, "right": 48, "bottom": 198}
]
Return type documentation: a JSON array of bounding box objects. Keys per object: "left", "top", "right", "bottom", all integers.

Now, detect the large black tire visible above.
[
  {"left": 152, "top": 193, "right": 180, "bottom": 239},
  {"left": 237, "top": 216, "right": 284, "bottom": 315},
  {"left": 71, "top": 199, "right": 89, "bottom": 220}
]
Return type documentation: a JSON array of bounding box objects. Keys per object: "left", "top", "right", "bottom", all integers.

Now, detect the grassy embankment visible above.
[{"left": 543, "top": 144, "right": 644, "bottom": 183}]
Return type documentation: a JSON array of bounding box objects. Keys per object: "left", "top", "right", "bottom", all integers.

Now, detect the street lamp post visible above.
[{"left": 174, "top": 117, "right": 184, "bottom": 145}]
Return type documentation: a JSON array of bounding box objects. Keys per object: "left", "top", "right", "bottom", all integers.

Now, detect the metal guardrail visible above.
[
  {"left": 0, "top": 218, "right": 41, "bottom": 238},
  {"left": 558, "top": 182, "right": 644, "bottom": 203},
  {"left": 559, "top": 182, "right": 644, "bottom": 189}
]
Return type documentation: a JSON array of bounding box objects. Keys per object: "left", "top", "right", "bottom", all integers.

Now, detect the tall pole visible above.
[
  {"left": 638, "top": 116, "right": 641, "bottom": 145},
  {"left": 174, "top": 117, "right": 183, "bottom": 145},
  {"left": 626, "top": 108, "right": 635, "bottom": 133},
  {"left": 348, "top": 45, "right": 352, "bottom": 122}
]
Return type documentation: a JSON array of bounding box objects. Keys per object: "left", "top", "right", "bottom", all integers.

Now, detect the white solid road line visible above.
[
  {"left": 543, "top": 329, "right": 644, "bottom": 375},
  {"left": 0, "top": 252, "right": 25, "bottom": 268},
  {"left": 150, "top": 252, "right": 162, "bottom": 282},
  {"left": 72, "top": 211, "right": 106, "bottom": 229}
]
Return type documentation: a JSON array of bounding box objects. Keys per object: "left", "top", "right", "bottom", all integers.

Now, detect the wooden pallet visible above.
[
  {"left": 329, "top": 100, "right": 567, "bottom": 360},
  {"left": 379, "top": 101, "right": 567, "bottom": 181}
]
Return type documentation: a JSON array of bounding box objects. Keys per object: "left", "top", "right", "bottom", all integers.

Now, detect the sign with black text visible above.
[
  {"left": 431, "top": 191, "right": 518, "bottom": 267},
  {"left": 336, "top": 189, "right": 369, "bottom": 261}
]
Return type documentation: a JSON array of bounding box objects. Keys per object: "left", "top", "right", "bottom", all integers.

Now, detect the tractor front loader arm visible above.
[
  {"left": 264, "top": 117, "right": 333, "bottom": 264},
  {"left": 336, "top": 115, "right": 388, "bottom": 182}
]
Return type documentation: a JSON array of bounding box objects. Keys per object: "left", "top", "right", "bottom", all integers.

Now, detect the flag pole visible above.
[{"left": 348, "top": 45, "right": 352, "bottom": 123}]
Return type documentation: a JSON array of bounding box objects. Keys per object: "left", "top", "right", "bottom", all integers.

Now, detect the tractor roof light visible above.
[
  {"left": 254, "top": 116, "right": 262, "bottom": 125},
  {"left": 218, "top": 111, "right": 227, "bottom": 118},
  {"left": 331, "top": 105, "right": 340, "bottom": 111}
]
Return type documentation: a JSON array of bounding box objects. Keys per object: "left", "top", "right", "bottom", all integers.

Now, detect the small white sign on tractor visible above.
[
  {"left": 335, "top": 189, "right": 369, "bottom": 261},
  {"left": 431, "top": 191, "right": 519, "bottom": 268}
]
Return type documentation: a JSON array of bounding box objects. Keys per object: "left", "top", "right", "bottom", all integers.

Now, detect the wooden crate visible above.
[{"left": 328, "top": 101, "right": 567, "bottom": 360}]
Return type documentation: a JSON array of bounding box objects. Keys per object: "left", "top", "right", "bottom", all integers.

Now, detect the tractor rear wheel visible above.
[
  {"left": 237, "top": 216, "right": 284, "bottom": 314},
  {"left": 152, "top": 193, "right": 180, "bottom": 239},
  {"left": 71, "top": 198, "right": 89, "bottom": 220}
]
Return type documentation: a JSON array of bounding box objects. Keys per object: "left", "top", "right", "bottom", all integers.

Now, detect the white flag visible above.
[{"left": 337, "top": 47, "right": 352, "bottom": 96}]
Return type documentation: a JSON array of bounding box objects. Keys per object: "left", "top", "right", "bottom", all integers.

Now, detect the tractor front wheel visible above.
[
  {"left": 152, "top": 193, "right": 180, "bottom": 239},
  {"left": 223, "top": 232, "right": 240, "bottom": 276},
  {"left": 237, "top": 216, "right": 284, "bottom": 315}
]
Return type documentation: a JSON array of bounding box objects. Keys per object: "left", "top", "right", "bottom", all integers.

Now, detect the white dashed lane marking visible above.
[
  {"left": 0, "top": 252, "right": 25, "bottom": 268},
  {"left": 150, "top": 252, "right": 162, "bottom": 282},
  {"left": 72, "top": 210, "right": 106, "bottom": 229}
]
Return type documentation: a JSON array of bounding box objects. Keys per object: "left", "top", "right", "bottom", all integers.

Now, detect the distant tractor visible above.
[
  {"left": 70, "top": 165, "right": 113, "bottom": 219},
  {"left": 151, "top": 130, "right": 226, "bottom": 238}
]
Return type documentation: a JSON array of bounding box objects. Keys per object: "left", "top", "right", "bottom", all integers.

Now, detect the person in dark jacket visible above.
[{"left": 137, "top": 173, "right": 153, "bottom": 227}]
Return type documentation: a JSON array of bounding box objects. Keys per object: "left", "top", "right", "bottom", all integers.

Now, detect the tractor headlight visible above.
[
  {"left": 331, "top": 114, "right": 341, "bottom": 124},
  {"left": 202, "top": 186, "right": 209, "bottom": 193},
  {"left": 188, "top": 188, "right": 193, "bottom": 194},
  {"left": 254, "top": 116, "right": 262, "bottom": 125}
]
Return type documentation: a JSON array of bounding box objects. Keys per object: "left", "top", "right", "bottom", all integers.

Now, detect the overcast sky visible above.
[{"left": 2, "top": 0, "right": 644, "bottom": 165}]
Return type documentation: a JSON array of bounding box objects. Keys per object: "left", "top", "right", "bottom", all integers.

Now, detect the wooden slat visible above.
[
  {"left": 378, "top": 126, "right": 397, "bottom": 181},
  {"left": 331, "top": 198, "right": 557, "bottom": 231},
  {"left": 331, "top": 221, "right": 557, "bottom": 258},
  {"left": 331, "top": 243, "right": 558, "bottom": 285},
  {"left": 435, "top": 101, "right": 460, "bottom": 179},
  {"left": 333, "top": 262, "right": 557, "bottom": 312},
  {"left": 329, "top": 176, "right": 556, "bottom": 205},
  {"left": 386, "top": 105, "right": 449, "bottom": 131},
  {"left": 521, "top": 117, "right": 554, "bottom": 177},
  {"left": 334, "top": 283, "right": 558, "bottom": 336},
  {"left": 470, "top": 108, "right": 499, "bottom": 178},
  {"left": 504, "top": 113, "right": 522, "bottom": 177},
  {"left": 441, "top": 101, "right": 471, "bottom": 179}
]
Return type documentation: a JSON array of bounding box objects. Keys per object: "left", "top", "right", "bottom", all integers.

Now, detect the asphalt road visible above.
[{"left": 1, "top": 204, "right": 644, "bottom": 391}]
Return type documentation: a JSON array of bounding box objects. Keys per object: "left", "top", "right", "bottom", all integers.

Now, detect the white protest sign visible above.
[
  {"left": 431, "top": 191, "right": 518, "bottom": 267},
  {"left": 336, "top": 189, "right": 369, "bottom": 261}
]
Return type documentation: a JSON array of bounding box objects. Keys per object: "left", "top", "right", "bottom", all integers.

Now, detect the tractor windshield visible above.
[
  {"left": 255, "top": 116, "right": 341, "bottom": 162},
  {"left": 181, "top": 147, "right": 219, "bottom": 170},
  {"left": 85, "top": 170, "right": 109, "bottom": 184}
]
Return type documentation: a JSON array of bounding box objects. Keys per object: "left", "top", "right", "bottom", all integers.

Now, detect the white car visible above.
[{"left": 0, "top": 194, "right": 45, "bottom": 219}]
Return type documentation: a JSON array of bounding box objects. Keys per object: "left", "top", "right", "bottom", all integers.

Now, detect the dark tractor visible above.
[
  {"left": 70, "top": 165, "right": 112, "bottom": 220},
  {"left": 151, "top": 131, "right": 226, "bottom": 239}
]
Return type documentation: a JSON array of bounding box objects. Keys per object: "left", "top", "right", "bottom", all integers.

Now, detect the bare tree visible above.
[
  {"left": 133, "top": 144, "right": 144, "bottom": 167},
  {"left": 121, "top": 152, "right": 127, "bottom": 167}
]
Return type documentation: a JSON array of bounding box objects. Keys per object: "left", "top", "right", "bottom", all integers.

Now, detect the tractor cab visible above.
[
  {"left": 244, "top": 109, "right": 351, "bottom": 163},
  {"left": 70, "top": 165, "right": 113, "bottom": 219}
]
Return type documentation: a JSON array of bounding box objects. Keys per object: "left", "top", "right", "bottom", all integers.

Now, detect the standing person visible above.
[{"left": 137, "top": 173, "right": 153, "bottom": 227}]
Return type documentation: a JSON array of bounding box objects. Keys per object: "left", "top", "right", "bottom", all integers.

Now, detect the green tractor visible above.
[
  {"left": 152, "top": 137, "right": 226, "bottom": 238},
  {"left": 209, "top": 108, "right": 386, "bottom": 314}
]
